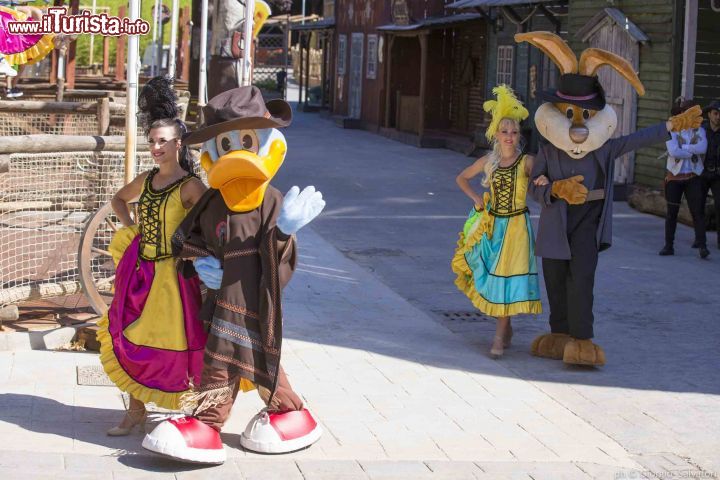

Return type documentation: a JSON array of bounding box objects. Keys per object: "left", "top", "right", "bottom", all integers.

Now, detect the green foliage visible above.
[
  {"left": 253, "top": 78, "right": 278, "bottom": 91},
  {"left": 28, "top": 0, "right": 192, "bottom": 66}
]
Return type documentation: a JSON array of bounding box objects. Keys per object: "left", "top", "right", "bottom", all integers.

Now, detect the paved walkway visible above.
[{"left": 0, "top": 227, "right": 715, "bottom": 479}]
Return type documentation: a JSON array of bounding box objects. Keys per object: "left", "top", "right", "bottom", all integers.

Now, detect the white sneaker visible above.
[
  {"left": 0, "top": 58, "right": 18, "bottom": 77},
  {"left": 6, "top": 88, "right": 23, "bottom": 98}
]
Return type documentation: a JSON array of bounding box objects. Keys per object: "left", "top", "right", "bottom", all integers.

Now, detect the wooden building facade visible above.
[
  {"left": 330, "top": 0, "right": 391, "bottom": 128},
  {"left": 378, "top": 11, "right": 488, "bottom": 146},
  {"left": 567, "top": 0, "right": 682, "bottom": 188},
  {"left": 327, "top": 0, "right": 492, "bottom": 148},
  {"left": 313, "top": 0, "right": 717, "bottom": 190}
]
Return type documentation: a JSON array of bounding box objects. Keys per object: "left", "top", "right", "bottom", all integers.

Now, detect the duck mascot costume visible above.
[
  {"left": 142, "top": 86, "right": 325, "bottom": 463},
  {"left": 517, "top": 32, "right": 702, "bottom": 367}
]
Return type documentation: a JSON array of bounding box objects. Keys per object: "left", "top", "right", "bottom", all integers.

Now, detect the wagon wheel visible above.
[{"left": 78, "top": 201, "right": 137, "bottom": 316}]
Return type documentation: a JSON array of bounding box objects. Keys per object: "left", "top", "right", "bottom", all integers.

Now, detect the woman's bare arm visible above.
[
  {"left": 180, "top": 177, "right": 207, "bottom": 210},
  {"left": 456, "top": 155, "right": 489, "bottom": 208},
  {"left": 110, "top": 172, "right": 148, "bottom": 227}
]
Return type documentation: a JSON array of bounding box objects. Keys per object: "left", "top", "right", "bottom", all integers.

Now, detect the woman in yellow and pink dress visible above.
[
  {"left": 97, "top": 77, "right": 208, "bottom": 435},
  {"left": 0, "top": 6, "right": 55, "bottom": 97},
  {"left": 0, "top": 6, "right": 54, "bottom": 65}
]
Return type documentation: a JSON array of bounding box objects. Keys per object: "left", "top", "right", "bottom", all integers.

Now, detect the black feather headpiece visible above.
[{"left": 138, "top": 75, "right": 180, "bottom": 132}]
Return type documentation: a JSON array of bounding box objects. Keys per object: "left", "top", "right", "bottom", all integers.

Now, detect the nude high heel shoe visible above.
[
  {"left": 107, "top": 407, "right": 147, "bottom": 436},
  {"left": 490, "top": 335, "right": 504, "bottom": 359}
]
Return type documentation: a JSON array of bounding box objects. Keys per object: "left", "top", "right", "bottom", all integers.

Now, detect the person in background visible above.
[
  {"left": 660, "top": 98, "right": 708, "bottom": 259},
  {"left": 700, "top": 100, "right": 720, "bottom": 250}
]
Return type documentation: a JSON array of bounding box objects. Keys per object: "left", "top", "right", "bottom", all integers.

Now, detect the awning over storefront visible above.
[
  {"left": 447, "top": 0, "right": 556, "bottom": 8},
  {"left": 290, "top": 17, "right": 336, "bottom": 31},
  {"left": 377, "top": 13, "right": 483, "bottom": 32}
]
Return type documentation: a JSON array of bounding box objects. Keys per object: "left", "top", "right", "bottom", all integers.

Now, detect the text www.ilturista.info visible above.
[{"left": 7, "top": 8, "right": 150, "bottom": 36}]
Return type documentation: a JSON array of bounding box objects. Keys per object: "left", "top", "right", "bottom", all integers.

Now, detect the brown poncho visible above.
[{"left": 172, "top": 186, "right": 296, "bottom": 395}]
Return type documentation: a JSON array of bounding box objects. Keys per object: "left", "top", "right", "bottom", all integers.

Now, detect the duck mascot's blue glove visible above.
[
  {"left": 276, "top": 185, "right": 326, "bottom": 236},
  {"left": 193, "top": 256, "right": 223, "bottom": 290}
]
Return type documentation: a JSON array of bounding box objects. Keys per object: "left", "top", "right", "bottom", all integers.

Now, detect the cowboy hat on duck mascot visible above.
[
  {"left": 141, "top": 86, "right": 324, "bottom": 463},
  {"left": 516, "top": 32, "right": 702, "bottom": 367}
]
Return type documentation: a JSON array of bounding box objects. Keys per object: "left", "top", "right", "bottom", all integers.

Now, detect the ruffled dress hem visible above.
[{"left": 97, "top": 315, "right": 188, "bottom": 410}]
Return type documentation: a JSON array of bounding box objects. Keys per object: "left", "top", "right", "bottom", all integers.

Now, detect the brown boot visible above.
[
  {"left": 562, "top": 339, "right": 605, "bottom": 367},
  {"left": 530, "top": 333, "right": 571, "bottom": 359}
]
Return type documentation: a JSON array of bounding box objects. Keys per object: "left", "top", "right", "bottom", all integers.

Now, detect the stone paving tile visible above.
[
  {"left": 0, "top": 353, "right": 14, "bottom": 381},
  {"left": 297, "top": 459, "right": 368, "bottom": 479},
  {"left": 112, "top": 472, "right": 177, "bottom": 480},
  {"left": 174, "top": 462, "right": 242, "bottom": 480},
  {"left": 632, "top": 453, "right": 710, "bottom": 478},
  {"left": 234, "top": 459, "right": 304, "bottom": 480},
  {"left": 359, "top": 460, "right": 433, "bottom": 479},
  {"left": 320, "top": 445, "right": 388, "bottom": 461},
  {"left": 425, "top": 460, "right": 485, "bottom": 479},
  {"left": 63, "top": 452, "right": 128, "bottom": 472},
  {"left": 0, "top": 450, "right": 64, "bottom": 472},
  {"left": 0, "top": 469, "right": 101, "bottom": 480},
  {"left": 478, "top": 461, "right": 590, "bottom": 479},
  {"left": 2, "top": 420, "right": 75, "bottom": 452}
]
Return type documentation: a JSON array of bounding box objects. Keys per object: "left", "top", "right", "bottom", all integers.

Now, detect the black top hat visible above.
[
  {"left": 183, "top": 86, "right": 292, "bottom": 145},
  {"left": 671, "top": 99, "right": 697, "bottom": 116},
  {"left": 538, "top": 74, "right": 606, "bottom": 111},
  {"left": 703, "top": 100, "right": 720, "bottom": 115}
]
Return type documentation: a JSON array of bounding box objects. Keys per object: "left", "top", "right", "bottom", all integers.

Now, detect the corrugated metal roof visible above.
[
  {"left": 447, "top": 0, "right": 557, "bottom": 8},
  {"left": 377, "top": 13, "right": 483, "bottom": 32}
]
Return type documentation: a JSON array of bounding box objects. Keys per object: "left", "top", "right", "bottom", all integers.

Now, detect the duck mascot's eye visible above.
[
  {"left": 566, "top": 108, "right": 573, "bottom": 119},
  {"left": 582, "top": 109, "right": 590, "bottom": 120},
  {"left": 243, "top": 134, "right": 254, "bottom": 150},
  {"left": 216, "top": 133, "right": 233, "bottom": 155}
]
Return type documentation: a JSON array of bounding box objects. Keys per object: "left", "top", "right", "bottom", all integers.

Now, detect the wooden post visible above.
[
  {"left": 384, "top": 35, "right": 395, "bottom": 128},
  {"left": 50, "top": 50, "right": 58, "bottom": 86},
  {"left": 66, "top": 0, "right": 80, "bottom": 90},
  {"left": 320, "top": 32, "right": 327, "bottom": 108},
  {"left": 96, "top": 98, "right": 111, "bottom": 135},
  {"left": 418, "top": 32, "right": 428, "bottom": 139},
  {"left": 56, "top": 44, "right": 67, "bottom": 102},
  {"left": 49, "top": 0, "right": 63, "bottom": 86},
  {"left": 681, "top": 0, "right": 698, "bottom": 98},
  {"left": 102, "top": 36, "right": 110, "bottom": 76},
  {"left": 298, "top": 32, "right": 305, "bottom": 107},
  {"left": 115, "top": 6, "right": 127, "bottom": 82},
  {"left": 304, "top": 32, "right": 311, "bottom": 106},
  {"left": 282, "top": 16, "right": 289, "bottom": 99},
  {"left": 180, "top": 7, "right": 191, "bottom": 82},
  {"left": 328, "top": 34, "right": 334, "bottom": 112}
]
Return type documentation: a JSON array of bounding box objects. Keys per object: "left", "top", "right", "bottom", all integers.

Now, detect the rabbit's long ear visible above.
[
  {"left": 579, "top": 48, "right": 645, "bottom": 96},
  {"left": 515, "top": 31, "right": 578, "bottom": 75}
]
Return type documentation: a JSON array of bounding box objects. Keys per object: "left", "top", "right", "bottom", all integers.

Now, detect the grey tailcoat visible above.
[{"left": 529, "top": 123, "right": 669, "bottom": 260}]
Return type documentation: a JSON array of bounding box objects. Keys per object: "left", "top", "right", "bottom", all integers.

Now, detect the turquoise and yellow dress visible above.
[{"left": 452, "top": 154, "right": 542, "bottom": 317}]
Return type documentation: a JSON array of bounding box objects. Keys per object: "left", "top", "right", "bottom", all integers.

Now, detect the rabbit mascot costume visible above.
[{"left": 517, "top": 32, "right": 702, "bottom": 367}]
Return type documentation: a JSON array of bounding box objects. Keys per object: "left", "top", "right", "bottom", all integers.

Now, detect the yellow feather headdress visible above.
[{"left": 483, "top": 85, "right": 529, "bottom": 142}]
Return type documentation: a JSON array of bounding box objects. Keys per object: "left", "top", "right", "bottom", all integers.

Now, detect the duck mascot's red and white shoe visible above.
[
  {"left": 142, "top": 416, "right": 226, "bottom": 464},
  {"left": 240, "top": 408, "right": 323, "bottom": 454}
]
